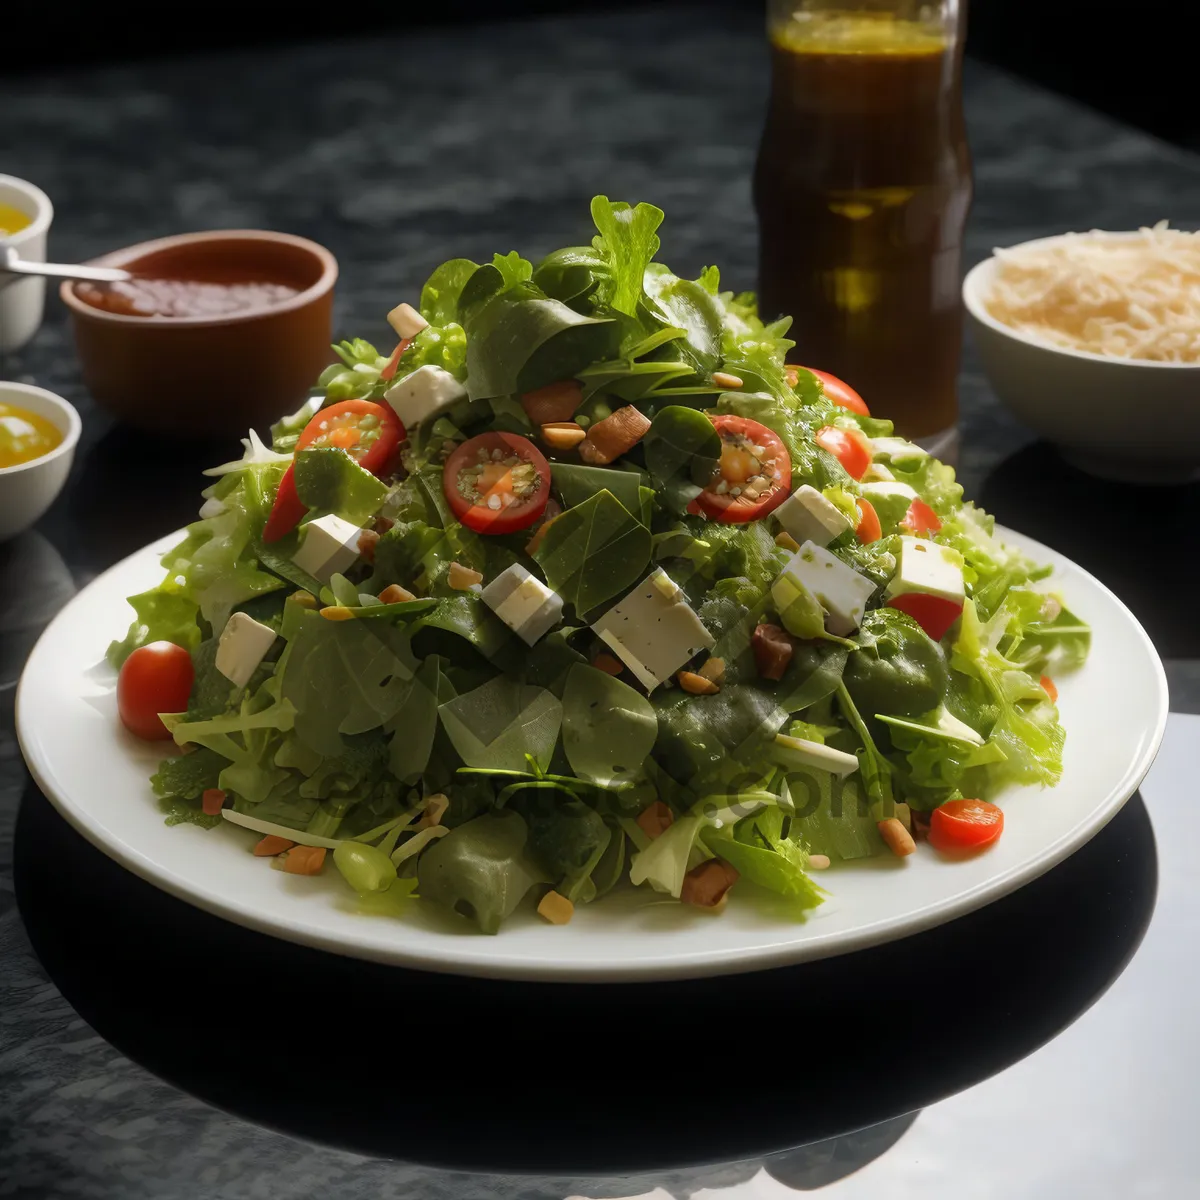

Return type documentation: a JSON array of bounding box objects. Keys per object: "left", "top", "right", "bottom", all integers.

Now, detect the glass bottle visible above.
[{"left": 754, "top": 0, "right": 972, "bottom": 445}]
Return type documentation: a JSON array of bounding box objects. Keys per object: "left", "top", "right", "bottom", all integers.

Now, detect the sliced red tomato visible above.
[
  {"left": 118, "top": 641, "right": 195, "bottom": 741},
  {"left": 855, "top": 498, "right": 881, "bottom": 544},
  {"left": 888, "top": 592, "right": 964, "bottom": 641},
  {"left": 1040, "top": 675, "right": 1059, "bottom": 703},
  {"left": 900, "top": 498, "right": 942, "bottom": 536},
  {"left": 786, "top": 365, "right": 870, "bottom": 417},
  {"left": 263, "top": 399, "right": 405, "bottom": 543},
  {"left": 691, "top": 415, "right": 791, "bottom": 523},
  {"left": 815, "top": 425, "right": 873, "bottom": 481},
  {"left": 443, "top": 432, "right": 551, "bottom": 534},
  {"left": 929, "top": 799, "right": 1004, "bottom": 854}
]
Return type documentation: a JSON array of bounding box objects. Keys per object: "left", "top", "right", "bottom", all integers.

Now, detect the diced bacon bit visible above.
[
  {"left": 752, "top": 623, "right": 794, "bottom": 681},
  {"left": 357, "top": 528, "right": 380, "bottom": 563},
  {"left": 678, "top": 670, "right": 719, "bottom": 695},
  {"left": 447, "top": 561, "right": 483, "bottom": 591},
  {"left": 201, "top": 788, "right": 226, "bottom": 816},
  {"left": 281, "top": 845, "right": 327, "bottom": 875},
  {"left": 592, "top": 652, "right": 625, "bottom": 677},
  {"left": 537, "top": 890, "right": 575, "bottom": 925},
  {"left": 878, "top": 818, "right": 916, "bottom": 858},
  {"left": 416, "top": 792, "right": 450, "bottom": 830},
  {"left": 681, "top": 859, "right": 739, "bottom": 907},
  {"left": 521, "top": 380, "right": 583, "bottom": 426},
  {"left": 540, "top": 422, "right": 587, "bottom": 451},
  {"left": 697, "top": 656, "right": 725, "bottom": 684},
  {"left": 578, "top": 405, "right": 652, "bottom": 465},
  {"left": 636, "top": 800, "right": 675, "bottom": 840},
  {"left": 524, "top": 501, "right": 562, "bottom": 555},
  {"left": 378, "top": 583, "right": 416, "bottom": 604},
  {"left": 374, "top": 515, "right": 396, "bottom": 534},
  {"left": 253, "top": 834, "right": 295, "bottom": 857}
]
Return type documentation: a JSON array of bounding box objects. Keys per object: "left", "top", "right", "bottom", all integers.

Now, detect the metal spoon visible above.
[{"left": 1, "top": 243, "right": 131, "bottom": 283}]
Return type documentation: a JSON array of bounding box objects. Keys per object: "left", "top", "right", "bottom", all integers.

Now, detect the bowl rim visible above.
[
  {"left": 0, "top": 173, "right": 54, "bottom": 246},
  {"left": 58, "top": 229, "right": 339, "bottom": 330},
  {"left": 962, "top": 230, "right": 1200, "bottom": 371},
  {"left": 0, "top": 381, "right": 82, "bottom": 477}
]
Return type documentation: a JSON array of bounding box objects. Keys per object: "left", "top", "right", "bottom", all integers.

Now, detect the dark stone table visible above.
[{"left": 2, "top": 6, "right": 1198, "bottom": 1197}]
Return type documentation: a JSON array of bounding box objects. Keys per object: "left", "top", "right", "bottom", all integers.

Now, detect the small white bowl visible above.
[
  {"left": 0, "top": 382, "right": 81, "bottom": 541},
  {"left": 0, "top": 174, "right": 54, "bottom": 353},
  {"left": 963, "top": 232, "right": 1200, "bottom": 484}
]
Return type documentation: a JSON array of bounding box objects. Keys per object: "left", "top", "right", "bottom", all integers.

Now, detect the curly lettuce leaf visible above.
[{"left": 107, "top": 589, "right": 202, "bottom": 669}]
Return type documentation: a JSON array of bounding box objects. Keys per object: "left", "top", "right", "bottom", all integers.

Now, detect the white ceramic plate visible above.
[{"left": 17, "top": 528, "right": 1167, "bottom": 981}]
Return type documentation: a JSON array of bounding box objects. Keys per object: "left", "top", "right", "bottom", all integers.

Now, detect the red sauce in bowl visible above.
[{"left": 75, "top": 277, "right": 301, "bottom": 318}]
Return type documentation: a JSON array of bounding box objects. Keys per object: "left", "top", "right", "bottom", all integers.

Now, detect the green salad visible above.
[{"left": 110, "top": 197, "right": 1090, "bottom": 933}]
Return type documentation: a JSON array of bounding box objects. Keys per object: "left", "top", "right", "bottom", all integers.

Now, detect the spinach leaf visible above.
[
  {"left": 780, "top": 643, "right": 850, "bottom": 712},
  {"left": 550, "top": 462, "right": 645, "bottom": 515},
  {"left": 388, "top": 655, "right": 449, "bottom": 783},
  {"left": 408, "top": 593, "right": 518, "bottom": 668},
  {"left": 464, "top": 281, "right": 620, "bottom": 400},
  {"left": 644, "top": 404, "right": 721, "bottom": 512},
  {"left": 642, "top": 264, "right": 724, "bottom": 374},
  {"left": 561, "top": 663, "right": 658, "bottom": 788},
  {"left": 532, "top": 489, "right": 651, "bottom": 617},
  {"left": 420, "top": 258, "right": 480, "bottom": 325},
  {"left": 293, "top": 446, "right": 388, "bottom": 527},
  {"left": 417, "top": 812, "right": 548, "bottom": 934},
  {"left": 438, "top": 676, "right": 563, "bottom": 772}
]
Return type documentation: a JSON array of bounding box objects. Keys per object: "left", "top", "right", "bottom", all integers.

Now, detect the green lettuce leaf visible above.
[
  {"left": 420, "top": 258, "right": 480, "bottom": 325},
  {"left": 438, "top": 676, "right": 562, "bottom": 773},
  {"left": 107, "top": 589, "right": 202, "bottom": 669},
  {"left": 589, "top": 195, "right": 664, "bottom": 317}
]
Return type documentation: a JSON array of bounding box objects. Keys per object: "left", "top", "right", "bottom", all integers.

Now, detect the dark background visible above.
[{"left": 14, "top": 1, "right": 1199, "bottom": 152}]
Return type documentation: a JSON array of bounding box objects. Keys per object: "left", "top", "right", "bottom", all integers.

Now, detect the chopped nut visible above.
[
  {"left": 521, "top": 380, "right": 583, "bottom": 426},
  {"left": 281, "top": 845, "right": 327, "bottom": 875},
  {"left": 752, "top": 623, "right": 794, "bottom": 681},
  {"left": 416, "top": 793, "right": 450, "bottom": 830},
  {"left": 387, "top": 301, "right": 429, "bottom": 340},
  {"left": 678, "top": 669, "right": 720, "bottom": 695},
  {"left": 447, "top": 561, "right": 484, "bottom": 591},
  {"left": 712, "top": 371, "right": 744, "bottom": 389},
  {"left": 592, "top": 652, "right": 625, "bottom": 677},
  {"left": 291, "top": 591, "right": 318, "bottom": 609},
  {"left": 540, "top": 422, "right": 587, "bottom": 450},
  {"left": 774, "top": 530, "right": 801, "bottom": 553},
  {"left": 378, "top": 583, "right": 417, "bottom": 605},
  {"left": 537, "top": 890, "right": 575, "bottom": 925},
  {"left": 374, "top": 515, "right": 396, "bottom": 534},
  {"left": 878, "top": 817, "right": 916, "bottom": 858},
  {"left": 636, "top": 800, "right": 675, "bottom": 840},
  {"left": 681, "top": 859, "right": 739, "bottom": 907},
  {"left": 357, "top": 528, "right": 380, "bottom": 563},
  {"left": 697, "top": 656, "right": 725, "bottom": 684},
  {"left": 319, "top": 605, "right": 356, "bottom": 621},
  {"left": 807, "top": 853, "right": 831, "bottom": 870}
]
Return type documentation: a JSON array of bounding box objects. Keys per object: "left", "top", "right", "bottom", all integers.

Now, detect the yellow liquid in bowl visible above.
[
  {"left": 0, "top": 402, "right": 63, "bottom": 468},
  {"left": 0, "top": 202, "right": 33, "bottom": 237}
]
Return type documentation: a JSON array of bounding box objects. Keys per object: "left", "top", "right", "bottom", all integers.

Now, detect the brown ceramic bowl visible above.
[{"left": 61, "top": 230, "right": 338, "bottom": 437}]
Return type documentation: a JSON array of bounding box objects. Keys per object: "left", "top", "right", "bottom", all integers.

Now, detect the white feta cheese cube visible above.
[
  {"left": 387, "top": 302, "right": 429, "bottom": 341},
  {"left": 778, "top": 542, "right": 876, "bottom": 636},
  {"left": 481, "top": 564, "right": 563, "bottom": 645},
  {"left": 859, "top": 481, "right": 918, "bottom": 528},
  {"left": 384, "top": 365, "right": 467, "bottom": 431},
  {"left": 215, "top": 612, "right": 277, "bottom": 688},
  {"left": 292, "top": 514, "right": 363, "bottom": 584},
  {"left": 773, "top": 733, "right": 859, "bottom": 777},
  {"left": 774, "top": 485, "right": 852, "bottom": 548},
  {"left": 591, "top": 568, "right": 715, "bottom": 691},
  {"left": 886, "top": 536, "right": 965, "bottom": 606},
  {"left": 871, "top": 436, "right": 928, "bottom": 466}
]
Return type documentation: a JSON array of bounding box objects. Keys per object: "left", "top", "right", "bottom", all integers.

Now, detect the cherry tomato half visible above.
[
  {"left": 786, "top": 365, "right": 870, "bottom": 417},
  {"left": 929, "top": 799, "right": 1004, "bottom": 854},
  {"left": 263, "top": 399, "right": 405, "bottom": 543},
  {"left": 900, "top": 497, "right": 942, "bottom": 536},
  {"left": 815, "top": 425, "right": 873, "bottom": 481},
  {"left": 118, "top": 641, "right": 195, "bottom": 741},
  {"left": 443, "top": 432, "right": 551, "bottom": 534},
  {"left": 855, "top": 498, "right": 881, "bottom": 544},
  {"left": 887, "top": 592, "right": 965, "bottom": 642},
  {"left": 691, "top": 415, "right": 792, "bottom": 523}
]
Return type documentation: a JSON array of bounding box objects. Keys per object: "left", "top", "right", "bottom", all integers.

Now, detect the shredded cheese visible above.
[{"left": 985, "top": 222, "right": 1200, "bottom": 363}]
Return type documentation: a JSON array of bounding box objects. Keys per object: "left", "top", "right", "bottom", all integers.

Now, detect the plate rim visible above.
[{"left": 16, "top": 526, "right": 1169, "bottom": 981}]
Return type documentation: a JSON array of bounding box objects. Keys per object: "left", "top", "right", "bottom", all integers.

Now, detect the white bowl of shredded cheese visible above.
[{"left": 963, "top": 224, "right": 1200, "bottom": 483}]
